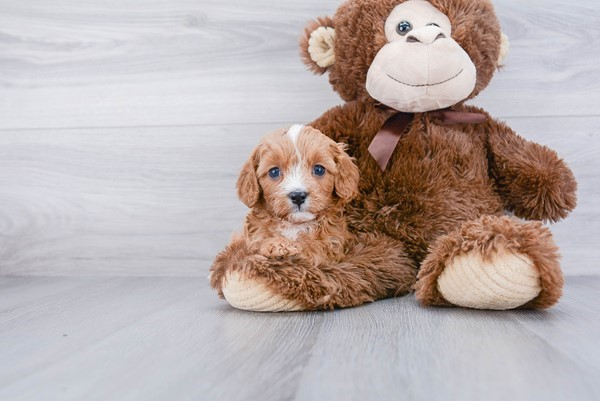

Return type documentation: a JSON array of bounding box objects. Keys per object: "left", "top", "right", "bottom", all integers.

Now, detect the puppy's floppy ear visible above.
[
  {"left": 236, "top": 147, "right": 261, "bottom": 208},
  {"left": 300, "top": 16, "right": 336, "bottom": 75},
  {"left": 331, "top": 142, "right": 360, "bottom": 202}
]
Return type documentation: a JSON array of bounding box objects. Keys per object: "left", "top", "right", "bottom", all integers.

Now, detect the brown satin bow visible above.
[{"left": 367, "top": 109, "right": 487, "bottom": 171}]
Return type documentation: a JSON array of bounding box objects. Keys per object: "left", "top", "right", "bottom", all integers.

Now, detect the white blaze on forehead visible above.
[
  {"left": 287, "top": 124, "right": 304, "bottom": 146},
  {"left": 283, "top": 124, "right": 307, "bottom": 194}
]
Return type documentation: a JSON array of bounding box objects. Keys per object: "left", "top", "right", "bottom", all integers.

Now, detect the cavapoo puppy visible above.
[
  {"left": 236, "top": 124, "right": 359, "bottom": 267},
  {"left": 210, "top": 125, "right": 416, "bottom": 311}
]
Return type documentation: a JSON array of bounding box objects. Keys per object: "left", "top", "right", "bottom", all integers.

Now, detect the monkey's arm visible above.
[{"left": 485, "top": 117, "right": 577, "bottom": 222}]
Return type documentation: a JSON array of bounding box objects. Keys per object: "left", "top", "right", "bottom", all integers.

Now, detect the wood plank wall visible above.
[{"left": 0, "top": 0, "right": 598, "bottom": 276}]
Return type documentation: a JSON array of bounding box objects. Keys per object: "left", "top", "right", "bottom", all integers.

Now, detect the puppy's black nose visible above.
[{"left": 288, "top": 191, "right": 308, "bottom": 206}]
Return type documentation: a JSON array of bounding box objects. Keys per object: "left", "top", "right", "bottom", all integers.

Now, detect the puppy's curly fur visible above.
[{"left": 210, "top": 125, "right": 416, "bottom": 310}]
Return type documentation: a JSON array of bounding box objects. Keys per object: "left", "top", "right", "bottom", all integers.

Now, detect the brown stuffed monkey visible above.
[{"left": 211, "top": 0, "right": 577, "bottom": 311}]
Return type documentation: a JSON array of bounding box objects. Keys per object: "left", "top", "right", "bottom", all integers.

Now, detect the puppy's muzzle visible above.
[{"left": 288, "top": 191, "right": 308, "bottom": 206}]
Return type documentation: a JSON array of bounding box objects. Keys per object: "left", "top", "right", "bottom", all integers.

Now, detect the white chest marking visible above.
[
  {"left": 280, "top": 226, "right": 304, "bottom": 240},
  {"left": 278, "top": 221, "right": 313, "bottom": 240}
]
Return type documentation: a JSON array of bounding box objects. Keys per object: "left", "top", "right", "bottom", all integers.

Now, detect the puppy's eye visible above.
[
  {"left": 426, "top": 23, "right": 440, "bottom": 28},
  {"left": 313, "top": 165, "right": 326, "bottom": 176},
  {"left": 396, "top": 21, "right": 412, "bottom": 35},
  {"left": 268, "top": 167, "right": 280, "bottom": 179}
]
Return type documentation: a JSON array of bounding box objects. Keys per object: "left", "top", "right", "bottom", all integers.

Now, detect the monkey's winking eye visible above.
[
  {"left": 396, "top": 21, "right": 412, "bottom": 35},
  {"left": 268, "top": 167, "right": 280, "bottom": 179},
  {"left": 313, "top": 165, "right": 326, "bottom": 176}
]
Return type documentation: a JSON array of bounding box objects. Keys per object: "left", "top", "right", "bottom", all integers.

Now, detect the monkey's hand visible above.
[{"left": 485, "top": 115, "right": 577, "bottom": 222}]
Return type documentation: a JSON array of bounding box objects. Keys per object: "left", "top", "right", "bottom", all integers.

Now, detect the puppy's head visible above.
[{"left": 237, "top": 125, "right": 359, "bottom": 223}]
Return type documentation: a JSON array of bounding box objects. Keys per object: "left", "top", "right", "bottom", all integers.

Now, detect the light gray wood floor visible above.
[
  {"left": 0, "top": 276, "right": 599, "bottom": 401},
  {"left": 1, "top": 0, "right": 599, "bottom": 400}
]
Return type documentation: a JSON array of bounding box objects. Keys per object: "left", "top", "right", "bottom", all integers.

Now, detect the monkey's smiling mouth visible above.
[{"left": 387, "top": 69, "right": 463, "bottom": 87}]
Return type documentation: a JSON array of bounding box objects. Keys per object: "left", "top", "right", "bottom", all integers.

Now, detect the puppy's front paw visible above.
[{"left": 260, "top": 239, "right": 300, "bottom": 259}]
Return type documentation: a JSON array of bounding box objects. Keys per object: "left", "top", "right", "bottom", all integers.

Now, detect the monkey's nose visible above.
[
  {"left": 406, "top": 27, "right": 446, "bottom": 45},
  {"left": 288, "top": 191, "right": 308, "bottom": 206}
]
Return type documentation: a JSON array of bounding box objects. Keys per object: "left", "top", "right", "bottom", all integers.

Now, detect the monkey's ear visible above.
[
  {"left": 300, "top": 17, "right": 336, "bottom": 75},
  {"left": 497, "top": 32, "right": 510, "bottom": 67},
  {"left": 331, "top": 143, "right": 360, "bottom": 203},
  {"left": 236, "top": 148, "right": 261, "bottom": 208}
]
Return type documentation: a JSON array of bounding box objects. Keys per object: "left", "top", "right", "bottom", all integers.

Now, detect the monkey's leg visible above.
[{"left": 210, "top": 234, "right": 416, "bottom": 312}]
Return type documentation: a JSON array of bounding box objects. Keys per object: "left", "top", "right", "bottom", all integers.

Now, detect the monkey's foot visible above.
[
  {"left": 436, "top": 249, "right": 540, "bottom": 309},
  {"left": 415, "top": 216, "right": 563, "bottom": 310},
  {"left": 221, "top": 271, "right": 303, "bottom": 312}
]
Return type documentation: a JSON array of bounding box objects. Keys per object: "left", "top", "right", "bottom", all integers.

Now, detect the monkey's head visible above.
[{"left": 300, "top": 0, "right": 509, "bottom": 113}]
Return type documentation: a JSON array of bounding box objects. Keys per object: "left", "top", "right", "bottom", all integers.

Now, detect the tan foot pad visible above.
[
  {"left": 437, "top": 250, "right": 541, "bottom": 310},
  {"left": 222, "top": 271, "right": 304, "bottom": 312}
]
